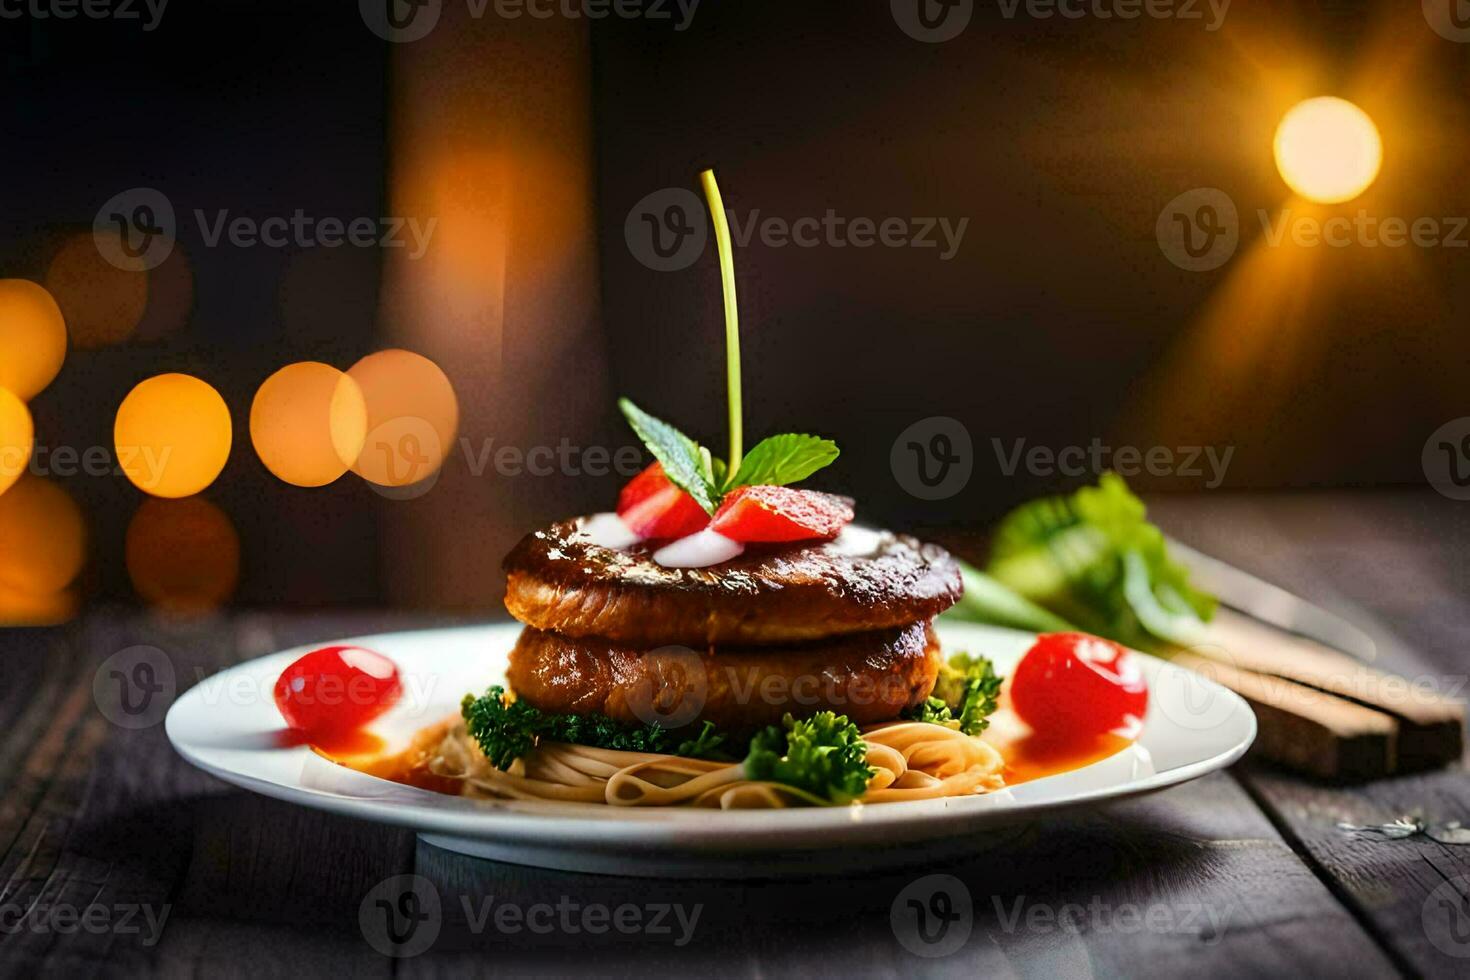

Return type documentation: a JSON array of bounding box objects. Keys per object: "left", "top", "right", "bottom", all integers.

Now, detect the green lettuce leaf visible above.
[{"left": 982, "top": 472, "right": 1215, "bottom": 649}]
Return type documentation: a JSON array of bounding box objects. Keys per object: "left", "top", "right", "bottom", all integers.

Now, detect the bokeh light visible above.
[
  {"left": 114, "top": 373, "right": 233, "bottom": 498},
  {"left": 0, "top": 583, "right": 78, "bottom": 626},
  {"left": 126, "top": 496, "right": 240, "bottom": 614},
  {"left": 44, "top": 231, "right": 149, "bottom": 349},
  {"left": 347, "top": 349, "right": 459, "bottom": 488},
  {"left": 133, "top": 245, "right": 195, "bottom": 343},
  {"left": 0, "top": 476, "right": 86, "bottom": 596},
  {"left": 1274, "top": 97, "right": 1382, "bottom": 204},
  {"left": 250, "top": 362, "right": 367, "bottom": 487},
  {"left": 0, "top": 279, "right": 67, "bottom": 400},
  {"left": 0, "top": 386, "right": 35, "bottom": 497}
]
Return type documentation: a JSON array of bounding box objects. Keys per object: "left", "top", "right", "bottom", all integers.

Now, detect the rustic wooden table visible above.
[{"left": 2, "top": 490, "right": 1467, "bottom": 977}]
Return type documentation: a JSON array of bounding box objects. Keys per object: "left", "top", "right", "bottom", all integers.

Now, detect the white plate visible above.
[{"left": 166, "top": 622, "right": 1255, "bottom": 877}]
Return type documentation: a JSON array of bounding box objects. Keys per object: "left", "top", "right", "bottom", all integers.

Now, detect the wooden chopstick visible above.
[{"left": 1170, "top": 610, "right": 1464, "bottom": 780}]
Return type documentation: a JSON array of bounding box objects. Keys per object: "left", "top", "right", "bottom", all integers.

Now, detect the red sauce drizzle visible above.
[
  {"left": 309, "top": 719, "right": 463, "bottom": 795},
  {"left": 1002, "top": 730, "right": 1134, "bottom": 785},
  {"left": 305, "top": 716, "right": 1139, "bottom": 798}
]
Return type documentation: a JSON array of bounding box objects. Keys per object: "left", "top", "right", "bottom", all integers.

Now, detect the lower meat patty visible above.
[
  {"left": 505, "top": 620, "right": 942, "bottom": 731},
  {"left": 503, "top": 518, "right": 962, "bottom": 646}
]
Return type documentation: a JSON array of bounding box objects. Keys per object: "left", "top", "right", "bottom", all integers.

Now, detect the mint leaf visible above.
[
  {"left": 728, "top": 433, "right": 839, "bottom": 490},
  {"left": 617, "top": 398, "right": 719, "bottom": 514}
]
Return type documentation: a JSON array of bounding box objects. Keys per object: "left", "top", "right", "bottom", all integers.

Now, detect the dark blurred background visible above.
[{"left": 0, "top": 0, "right": 1463, "bottom": 617}]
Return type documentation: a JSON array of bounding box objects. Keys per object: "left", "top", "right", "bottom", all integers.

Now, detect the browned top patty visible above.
[
  {"left": 506, "top": 621, "right": 942, "bottom": 730},
  {"left": 503, "top": 519, "right": 962, "bottom": 646}
]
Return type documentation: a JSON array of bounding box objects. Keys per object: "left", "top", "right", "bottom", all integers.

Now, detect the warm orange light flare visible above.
[
  {"left": 0, "top": 279, "right": 67, "bottom": 400},
  {"left": 114, "top": 374, "right": 233, "bottom": 498},
  {"left": 1274, "top": 97, "right": 1382, "bottom": 204},
  {"left": 0, "top": 583, "right": 78, "bottom": 626},
  {"left": 0, "top": 387, "right": 34, "bottom": 497},
  {"left": 250, "top": 362, "right": 368, "bottom": 488},
  {"left": 45, "top": 232, "right": 149, "bottom": 349},
  {"left": 0, "top": 476, "right": 86, "bottom": 596},
  {"left": 347, "top": 350, "right": 459, "bottom": 488},
  {"left": 126, "top": 496, "right": 240, "bottom": 614}
]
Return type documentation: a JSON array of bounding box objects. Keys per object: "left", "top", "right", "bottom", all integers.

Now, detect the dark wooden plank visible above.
[
  {"left": 1152, "top": 490, "right": 1470, "bottom": 978},
  {"left": 1243, "top": 766, "right": 1470, "bottom": 975},
  {"left": 144, "top": 612, "right": 437, "bottom": 977},
  {"left": 0, "top": 610, "right": 450, "bottom": 977},
  {"left": 0, "top": 625, "right": 81, "bottom": 827},
  {"left": 0, "top": 615, "right": 188, "bottom": 976},
  {"left": 398, "top": 772, "right": 1395, "bottom": 979}
]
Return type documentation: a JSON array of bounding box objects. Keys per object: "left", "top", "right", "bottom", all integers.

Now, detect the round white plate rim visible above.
[{"left": 166, "top": 621, "right": 1256, "bottom": 856}]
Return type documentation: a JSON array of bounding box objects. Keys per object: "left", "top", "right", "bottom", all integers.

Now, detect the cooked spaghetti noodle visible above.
[{"left": 426, "top": 719, "right": 1006, "bottom": 809}]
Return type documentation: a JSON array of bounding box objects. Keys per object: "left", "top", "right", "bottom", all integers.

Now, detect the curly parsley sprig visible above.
[{"left": 901, "top": 652, "right": 1004, "bottom": 736}]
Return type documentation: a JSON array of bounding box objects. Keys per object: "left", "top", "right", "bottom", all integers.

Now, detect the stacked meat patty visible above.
[{"left": 502, "top": 519, "right": 964, "bottom": 731}]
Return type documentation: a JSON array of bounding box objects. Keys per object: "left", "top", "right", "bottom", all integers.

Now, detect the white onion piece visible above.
[
  {"left": 582, "top": 512, "right": 642, "bottom": 551},
  {"left": 652, "top": 529, "right": 744, "bottom": 568},
  {"left": 825, "top": 524, "right": 885, "bottom": 558}
]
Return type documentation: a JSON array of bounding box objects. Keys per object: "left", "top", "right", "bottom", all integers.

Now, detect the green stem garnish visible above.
[
  {"left": 617, "top": 172, "right": 840, "bottom": 512},
  {"left": 700, "top": 168, "right": 743, "bottom": 476}
]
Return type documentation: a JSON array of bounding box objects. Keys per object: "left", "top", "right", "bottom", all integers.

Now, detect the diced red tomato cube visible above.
[
  {"left": 616, "top": 462, "right": 710, "bottom": 539},
  {"left": 710, "top": 485, "right": 854, "bottom": 543}
]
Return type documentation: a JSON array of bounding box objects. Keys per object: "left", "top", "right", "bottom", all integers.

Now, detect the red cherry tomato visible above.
[
  {"left": 1009, "top": 632, "right": 1148, "bottom": 739},
  {"left": 273, "top": 646, "right": 402, "bottom": 735},
  {"left": 617, "top": 462, "right": 710, "bottom": 539},
  {"left": 709, "top": 485, "right": 854, "bottom": 543}
]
